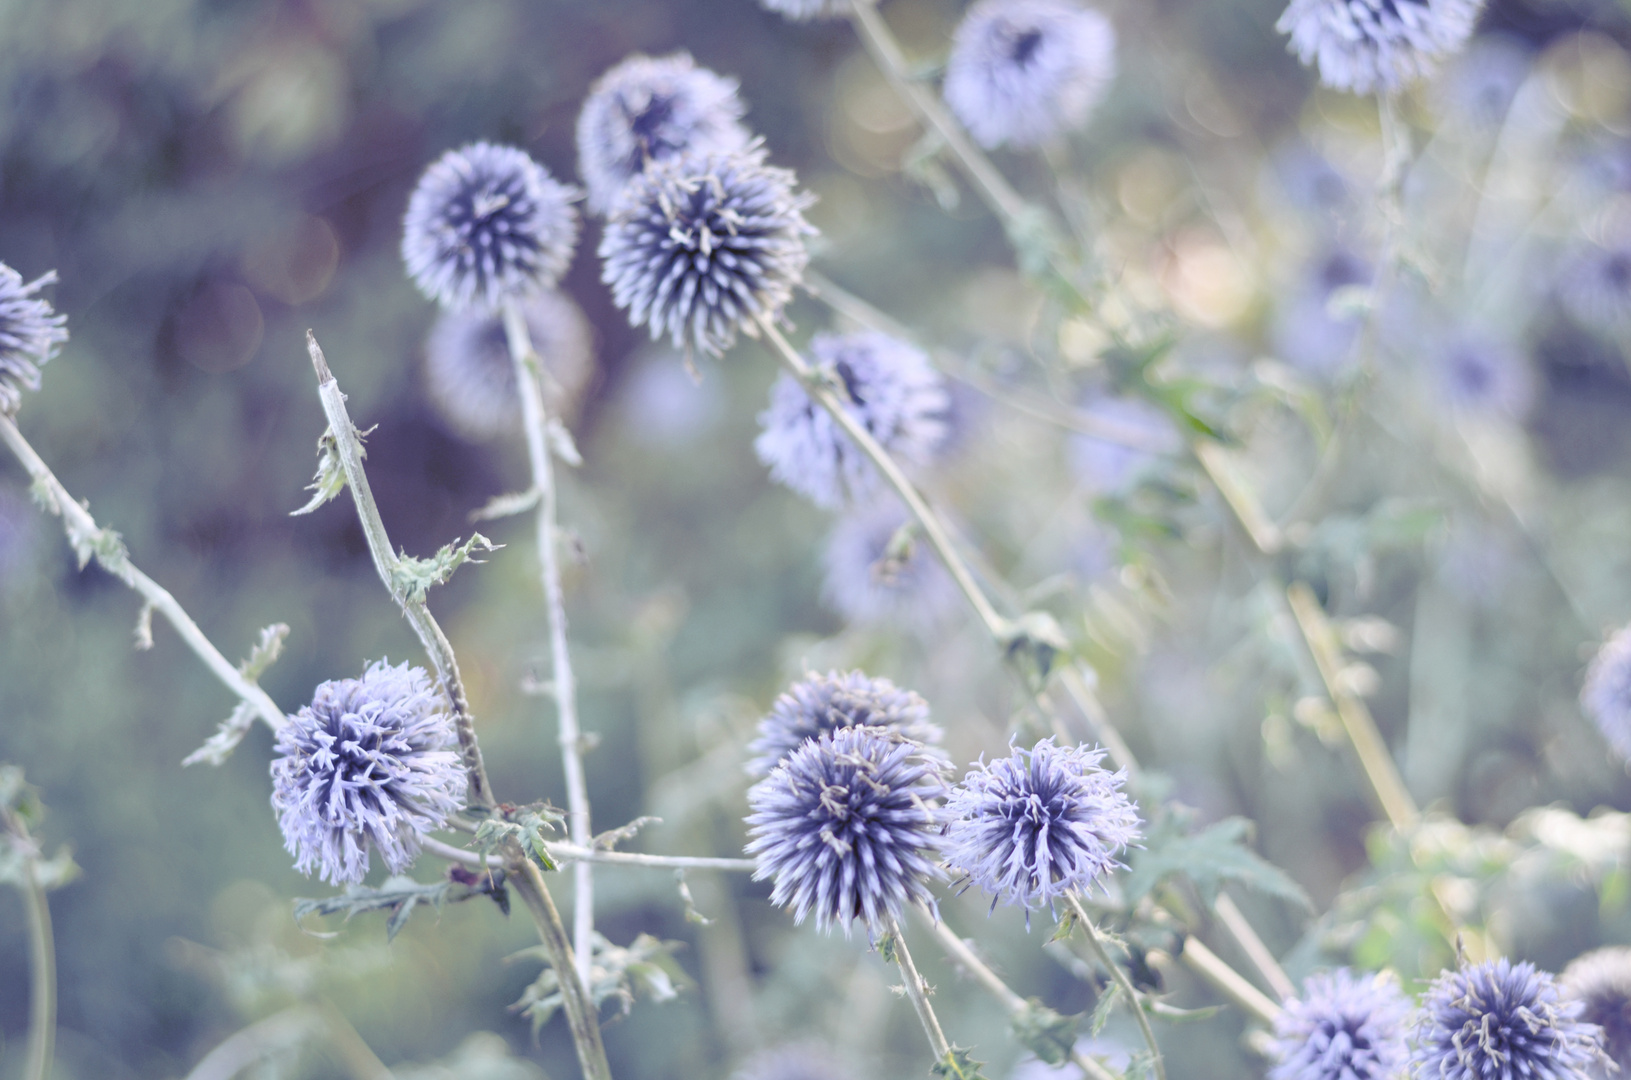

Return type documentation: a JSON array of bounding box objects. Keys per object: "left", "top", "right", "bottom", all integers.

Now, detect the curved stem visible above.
[
  {"left": 21, "top": 859, "right": 55, "bottom": 1080},
  {"left": 1178, "top": 937, "right": 1282, "bottom": 1027},
  {"left": 1212, "top": 892, "right": 1293, "bottom": 1002},
  {"left": 502, "top": 299, "right": 594, "bottom": 989},
  {"left": 511, "top": 857, "right": 613, "bottom": 1080},
  {"left": 182, "top": 1006, "right": 322, "bottom": 1080},
  {"left": 884, "top": 914, "right": 951, "bottom": 1062},
  {"left": 1066, "top": 895, "right": 1165, "bottom": 1080}
]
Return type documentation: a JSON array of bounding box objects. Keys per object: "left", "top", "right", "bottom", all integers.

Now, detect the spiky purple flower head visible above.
[
  {"left": 0, "top": 265, "right": 67, "bottom": 415},
  {"left": 599, "top": 146, "right": 815, "bottom": 357},
  {"left": 1559, "top": 239, "right": 1631, "bottom": 337},
  {"left": 746, "top": 726, "right": 947, "bottom": 936},
  {"left": 1410, "top": 957, "right": 1607, "bottom": 1080},
  {"left": 1270, "top": 969, "right": 1411, "bottom": 1080},
  {"left": 1581, "top": 624, "right": 1631, "bottom": 764},
  {"left": 1562, "top": 947, "right": 1631, "bottom": 1079},
  {"left": 943, "top": 0, "right": 1117, "bottom": 150},
  {"left": 747, "top": 669, "right": 944, "bottom": 778},
  {"left": 1276, "top": 0, "right": 1486, "bottom": 96},
  {"left": 822, "top": 499, "right": 960, "bottom": 630},
  {"left": 270, "top": 660, "right": 466, "bottom": 885},
  {"left": 755, "top": 331, "right": 948, "bottom": 509},
  {"left": 758, "top": 0, "right": 851, "bottom": 20},
  {"left": 577, "top": 53, "right": 751, "bottom": 216},
  {"left": 424, "top": 290, "right": 593, "bottom": 441},
  {"left": 943, "top": 738, "right": 1138, "bottom": 912},
  {"left": 402, "top": 143, "right": 580, "bottom": 310}
]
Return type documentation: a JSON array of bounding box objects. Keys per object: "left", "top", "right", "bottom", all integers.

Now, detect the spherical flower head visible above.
[
  {"left": 0, "top": 265, "right": 68, "bottom": 416},
  {"left": 943, "top": 738, "right": 1138, "bottom": 912},
  {"left": 1433, "top": 332, "right": 1534, "bottom": 419},
  {"left": 402, "top": 143, "right": 581, "bottom": 310},
  {"left": 1276, "top": 0, "right": 1486, "bottom": 96},
  {"left": 1410, "top": 957, "right": 1608, "bottom": 1080},
  {"left": 1562, "top": 947, "right": 1631, "bottom": 1079},
  {"left": 1270, "top": 968, "right": 1411, "bottom": 1080},
  {"left": 757, "top": 0, "right": 851, "bottom": 20},
  {"left": 599, "top": 146, "right": 815, "bottom": 357},
  {"left": 1559, "top": 239, "right": 1631, "bottom": 337},
  {"left": 424, "top": 289, "right": 594, "bottom": 441},
  {"left": 747, "top": 669, "right": 944, "bottom": 777},
  {"left": 745, "top": 726, "right": 947, "bottom": 936},
  {"left": 270, "top": 660, "right": 466, "bottom": 885},
  {"left": 576, "top": 53, "right": 751, "bottom": 216},
  {"left": 755, "top": 331, "right": 949, "bottom": 509},
  {"left": 1581, "top": 624, "right": 1631, "bottom": 764},
  {"left": 943, "top": 0, "right": 1117, "bottom": 150},
  {"left": 822, "top": 499, "right": 961, "bottom": 631}
]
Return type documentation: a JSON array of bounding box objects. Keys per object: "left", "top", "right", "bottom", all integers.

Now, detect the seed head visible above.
[
  {"left": 943, "top": 738, "right": 1138, "bottom": 912},
  {"left": 1562, "top": 947, "right": 1631, "bottom": 1079},
  {"left": 0, "top": 265, "right": 67, "bottom": 415},
  {"left": 1276, "top": 0, "right": 1486, "bottom": 96},
  {"left": 943, "top": 0, "right": 1117, "bottom": 150},
  {"left": 270, "top": 660, "right": 466, "bottom": 885},
  {"left": 577, "top": 53, "right": 751, "bottom": 216},
  {"left": 747, "top": 669, "right": 944, "bottom": 778},
  {"left": 599, "top": 146, "right": 815, "bottom": 357},
  {"left": 1410, "top": 957, "right": 1608, "bottom": 1080},
  {"left": 746, "top": 726, "right": 946, "bottom": 936},
  {"left": 755, "top": 331, "right": 948, "bottom": 509},
  {"left": 822, "top": 500, "right": 960, "bottom": 630},
  {"left": 402, "top": 143, "right": 580, "bottom": 310},
  {"left": 1270, "top": 969, "right": 1411, "bottom": 1080},
  {"left": 1583, "top": 624, "right": 1631, "bottom": 764}
]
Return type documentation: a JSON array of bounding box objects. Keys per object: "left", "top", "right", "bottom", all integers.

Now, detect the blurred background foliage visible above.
[{"left": 8, "top": 0, "right": 1631, "bottom": 1077}]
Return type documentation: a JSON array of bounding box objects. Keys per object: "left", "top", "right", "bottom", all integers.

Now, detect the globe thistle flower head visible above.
[
  {"left": 1582, "top": 624, "right": 1631, "bottom": 764},
  {"left": 1562, "top": 947, "right": 1631, "bottom": 1078},
  {"left": 1067, "top": 395, "right": 1180, "bottom": 496},
  {"left": 1559, "top": 239, "right": 1631, "bottom": 336},
  {"left": 943, "top": 738, "right": 1139, "bottom": 913},
  {"left": 1269, "top": 969, "right": 1411, "bottom": 1080},
  {"left": 576, "top": 53, "right": 751, "bottom": 216},
  {"left": 1411, "top": 957, "right": 1608, "bottom": 1080},
  {"left": 1276, "top": 0, "right": 1486, "bottom": 96},
  {"left": 822, "top": 499, "right": 961, "bottom": 631},
  {"left": 424, "top": 290, "right": 593, "bottom": 441},
  {"left": 0, "top": 265, "right": 67, "bottom": 415},
  {"left": 402, "top": 143, "right": 581, "bottom": 310},
  {"left": 745, "top": 725, "right": 947, "bottom": 936},
  {"left": 747, "top": 669, "right": 944, "bottom": 777},
  {"left": 270, "top": 660, "right": 466, "bottom": 885},
  {"left": 943, "top": 0, "right": 1117, "bottom": 150},
  {"left": 758, "top": 0, "right": 851, "bottom": 19},
  {"left": 1433, "top": 332, "right": 1534, "bottom": 419},
  {"left": 599, "top": 146, "right": 815, "bottom": 357},
  {"left": 755, "top": 331, "right": 949, "bottom": 509}
]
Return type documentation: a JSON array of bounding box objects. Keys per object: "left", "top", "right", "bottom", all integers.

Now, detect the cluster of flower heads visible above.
[
  {"left": 756, "top": 331, "right": 948, "bottom": 508},
  {"left": 0, "top": 264, "right": 67, "bottom": 415},
  {"left": 821, "top": 499, "right": 961, "bottom": 630},
  {"left": 424, "top": 290, "right": 594, "bottom": 441},
  {"left": 1276, "top": 0, "right": 1487, "bottom": 96},
  {"left": 1581, "top": 623, "right": 1631, "bottom": 764},
  {"left": 1268, "top": 969, "right": 1411, "bottom": 1080},
  {"left": 270, "top": 660, "right": 466, "bottom": 885},
  {"left": 600, "top": 147, "right": 815, "bottom": 356},
  {"left": 746, "top": 669, "right": 944, "bottom": 777},
  {"left": 1411, "top": 957, "right": 1607, "bottom": 1080},
  {"left": 943, "top": 0, "right": 1117, "bottom": 149}
]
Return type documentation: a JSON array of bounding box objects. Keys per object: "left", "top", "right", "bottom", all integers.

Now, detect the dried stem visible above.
[
  {"left": 1066, "top": 895, "right": 1166, "bottom": 1080},
  {"left": 1178, "top": 937, "right": 1282, "bottom": 1027},
  {"left": 884, "top": 914, "right": 952, "bottom": 1062},
  {"left": 0, "top": 413, "right": 286, "bottom": 736},
  {"left": 501, "top": 298, "right": 594, "bottom": 988}
]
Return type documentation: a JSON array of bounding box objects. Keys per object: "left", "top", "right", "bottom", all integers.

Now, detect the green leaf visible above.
[
  {"left": 473, "top": 805, "right": 563, "bottom": 871},
  {"left": 1012, "top": 1000, "right": 1077, "bottom": 1066},
  {"left": 469, "top": 488, "right": 540, "bottom": 522},
  {"left": 879, "top": 930, "right": 900, "bottom": 965},
  {"left": 292, "top": 872, "right": 504, "bottom": 940},
  {"left": 290, "top": 424, "right": 362, "bottom": 517},
  {"left": 392, "top": 533, "right": 498, "bottom": 605},
  {"left": 931, "top": 1046, "right": 990, "bottom": 1080},
  {"left": 181, "top": 624, "right": 291, "bottom": 767},
  {"left": 511, "top": 931, "right": 689, "bottom": 1034},
  {"left": 1122, "top": 811, "right": 1310, "bottom": 910},
  {"left": 1088, "top": 983, "right": 1120, "bottom": 1036}
]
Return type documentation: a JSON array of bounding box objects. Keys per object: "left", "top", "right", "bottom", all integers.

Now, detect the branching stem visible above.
[
  {"left": 512, "top": 857, "right": 613, "bottom": 1080},
  {"left": 1066, "top": 894, "right": 1166, "bottom": 1080}
]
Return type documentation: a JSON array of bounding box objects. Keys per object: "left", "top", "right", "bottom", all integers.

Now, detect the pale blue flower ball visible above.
[
  {"left": 1276, "top": 0, "right": 1486, "bottom": 96},
  {"left": 1270, "top": 969, "right": 1410, "bottom": 1080},
  {"left": 0, "top": 264, "right": 67, "bottom": 415},
  {"left": 1410, "top": 957, "right": 1607, "bottom": 1080},
  {"left": 746, "top": 669, "right": 944, "bottom": 778}
]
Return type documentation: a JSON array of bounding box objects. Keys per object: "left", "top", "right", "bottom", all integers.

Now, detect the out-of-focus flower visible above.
[
  {"left": 1559, "top": 239, "right": 1631, "bottom": 336},
  {"left": 746, "top": 726, "right": 946, "bottom": 935},
  {"left": 616, "top": 348, "right": 725, "bottom": 447},
  {"left": 729, "top": 1042, "right": 847, "bottom": 1080},
  {"left": 1267, "top": 142, "right": 1354, "bottom": 217},
  {"left": 1276, "top": 0, "right": 1485, "bottom": 96},
  {"left": 600, "top": 147, "right": 814, "bottom": 357},
  {"left": 1067, "top": 395, "right": 1180, "bottom": 495},
  {"left": 1434, "top": 33, "right": 1532, "bottom": 128},
  {"left": 1271, "top": 249, "right": 1372, "bottom": 379},
  {"left": 576, "top": 53, "right": 750, "bottom": 216},
  {"left": 271, "top": 660, "right": 465, "bottom": 885},
  {"left": 1410, "top": 957, "right": 1607, "bottom": 1080},
  {"left": 1269, "top": 969, "right": 1410, "bottom": 1080},
  {"left": 757, "top": 0, "right": 851, "bottom": 21},
  {"left": 756, "top": 331, "right": 948, "bottom": 508},
  {"left": 943, "top": 0, "right": 1116, "bottom": 150},
  {"left": 821, "top": 499, "right": 961, "bottom": 630},
  {"left": 1433, "top": 331, "right": 1534, "bottom": 418},
  {"left": 746, "top": 669, "right": 943, "bottom": 777},
  {"left": 402, "top": 143, "right": 580, "bottom": 310},
  {"left": 943, "top": 738, "right": 1138, "bottom": 912},
  {"left": 424, "top": 290, "right": 593, "bottom": 441},
  {"left": 1582, "top": 624, "right": 1631, "bottom": 764},
  {"left": 0, "top": 265, "right": 67, "bottom": 415},
  {"left": 1562, "top": 947, "right": 1631, "bottom": 1079}
]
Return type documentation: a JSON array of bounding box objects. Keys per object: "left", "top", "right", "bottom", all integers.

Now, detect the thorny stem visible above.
[
  {"left": 1178, "top": 937, "right": 1282, "bottom": 1027},
  {"left": 884, "top": 914, "right": 952, "bottom": 1062},
  {"left": 2, "top": 806, "right": 56, "bottom": 1080},
  {"left": 422, "top": 834, "right": 757, "bottom": 872},
  {"left": 306, "top": 332, "right": 494, "bottom": 811},
  {"left": 502, "top": 298, "right": 595, "bottom": 989},
  {"left": 0, "top": 413, "right": 287, "bottom": 738},
  {"left": 1066, "top": 894, "right": 1166, "bottom": 1080},
  {"left": 513, "top": 857, "right": 613, "bottom": 1080}
]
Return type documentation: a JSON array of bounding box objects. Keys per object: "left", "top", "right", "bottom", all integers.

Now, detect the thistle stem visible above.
[
  {"left": 182, "top": 1006, "right": 323, "bottom": 1080},
  {"left": 511, "top": 858, "right": 614, "bottom": 1080},
  {"left": 884, "top": 914, "right": 952, "bottom": 1062},
  {"left": 1066, "top": 895, "right": 1166, "bottom": 1080},
  {"left": 502, "top": 298, "right": 595, "bottom": 989},
  {"left": 1212, "top": 892, "right": 1293, "bottom": 1002},
  {"left": 422, "top": 834, "right": 757, "bottom": 872},
  {"left": 1178, "top": 937, "right": 1282, "bottom": 1027},
  {"left": 0, "top": 413, "right": 286, "bottom": 737}
]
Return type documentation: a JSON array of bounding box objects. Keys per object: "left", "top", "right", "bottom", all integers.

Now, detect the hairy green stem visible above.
[
  {"left": 1066, "top": 895, "right": 1166, "bottom": 1080},
  {"left": 885, "top": 914, "right": 952, "bottom": 1062},
  {"left": 512, "top": 857, "right": 613, "bottom": 1080},
  {"left": 501, "top": 299, "right": 594, "bottom": 988}
]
